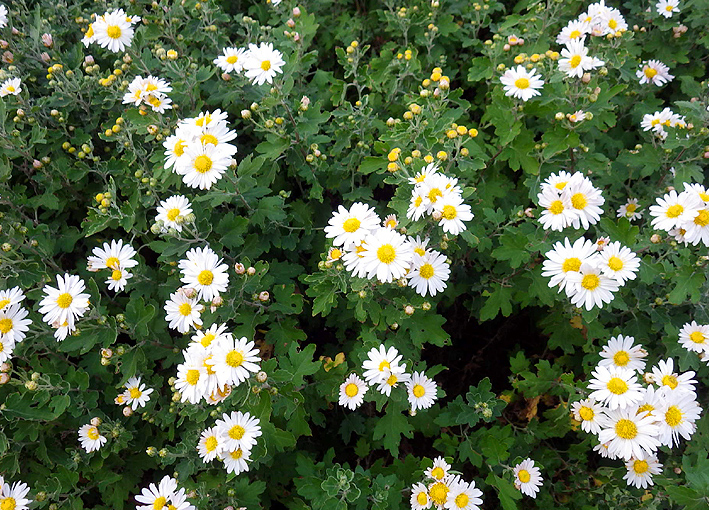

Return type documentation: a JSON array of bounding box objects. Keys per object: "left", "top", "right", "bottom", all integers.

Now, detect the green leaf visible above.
[
  {"left": 273, "top": 343, "right": 320, "bottom": 387},
  {"left": 479, "top": 284, "right": 514, "bottom": 321},
  {"left": 372, "top": 405, "right": 414, "bottom": 456},
  {"left": 668, "top": 266, "right": 707, "bottom": 305},
  {"left": 491, "top": 233, "right": 530, "bottom": 268}
]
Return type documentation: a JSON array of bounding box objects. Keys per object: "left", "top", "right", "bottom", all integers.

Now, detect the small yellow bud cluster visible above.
[
  {"left": 94, "top": 192, "right": 112, "bottom": 214},
  {"left": 396, "top": 48, "right": 413, "bottom": 61}
]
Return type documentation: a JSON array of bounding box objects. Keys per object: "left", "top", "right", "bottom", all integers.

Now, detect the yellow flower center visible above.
[
  {"left": 205, "top": 435, "right": 218, "bottom": 451},
  {"left": 579, "top": 406, "right": 594, "bottom": 421},
  {"left": 517, "top": 469, "right": 531, "bottom": 483},
  {"left": 376, "top": 244, "right": 396, "bottom": 264},
  {"left": 200, "top": 133, "right": 219, "bottom": 146},
  {"left": 6, "top": 86, "right": 15, "bottom": 93},
  {"left": 201, "top": 333, "right": 216, "bottom": 347},
  {"left": 345, "top": 383, "right": 359, "bottom": 397},
  {"left": 174, "top": 140, "right": 186, "bottom": 156},
  {"left": 614, "top": 418, "right": 638, "bottom": 439},
  {"left": 637, "top": 404, "right": 655, "bottom": 415},
  {"left": 554, "top": 181, "right": 567, "bottom": 190},
  {"left": 430, "top": 466, "right": 445, "bottom": 480},
  {"left": 111, "top": 269, "right": 123, "bottom": 281},
  {"left": 0, "top": 342, "right": 4, "bottom": 353},
  {"left": 428, "top": 188, "right": 443, "bottom": 203},
  {"left": 428, "top": 482, "right": 449, "bottom": 506},
  {"left": 229, "top": 424, "right": 245, "bottom": 440},
  {"left": 186, "top": 369, "right": 200, "bottom": 385},
  {"left": 385, "top": 219, "right": 397, "bottom": 228},
  {"left": 694, "top": 210, "right": 709, "bottom": 227},
  {"left": 662, "top": 374, "right": 678, "bottom": 389},
  {"left": 129, "top": 387, "right": 142, "bottom": 399},
  {"left": 581, "top": 274, "right": 600, "bottom": 290},
  {"left": 414, "top": 196, "right": 423, "bottom": 207},
  {"left": 569, "top": 55, "right": 582, "bottom": 68},
  {"left": 690, "top": 331, "right": 705, "bottom": 344},
  {"left": 56, "top": 293, "right": 73, "bottom": 309},
  {"left": 416, "top": 492, "right": 428, "bottom": 505},
  {"left": 664, "top": 405, "right": 682, "bottom": 427},
  {"left": 386, "top": 373, "right": 398, "bottom": 386},
  {"left": 87, "top": 427, "right": 100, "bottom": 440},
  {"left": 608, "top": 19, "right": 618, "bottom": 29},
  {"left": 230, "top": 448, "right": 244, "bottom": 459},
  {"left": 548, "top": 200, "right": 564, "bottom": 215},
  {"left": 666, "top": 204, "right": 684, "bottom": 218},
  {"left": 193, "top": 155, "right": 213, "bottom": 174},
  {"left": 571, "top": 193, "right": 587, "bottom": 210},
  {"left": 651, "top": 119, "right": 661, "bottom": 126},
  {"left": 342, "top": 218, "right": 361, "bottom": 233},
  {"left": 378, "top": 360, "right": 390, "bottom": 372},
  {"left": 167, "top": 208, "right": 181, "bottom": 221},
  {"left": 569, "top": 30, "right": 581, "bottom": 39},
  {"left": 606, "top": 377, "right": 628, "bottom": 395},
  {"left": 607, "top": 256, "right": 624, "bottom": 272},
  {"left": 147, "top": 95, "right": 162, "bottom": 108},
  {"left": 226, "top": 350, "right": 244, "bottom": 368},
  {"left": 613, "top": 350, "right": 630, "bottom": 366},
  {"left": 153, "top": 497, "right": 166, "bottom": 510},
  {"left": 0, "top": 299, "right": 10, "bottom": 309},
  {"left": 197, "top": 270, "right": 214, "bottom": 285},
  {"left": 413, "top": 384, "right": 426, "bottom": 398},
  {"left": 644, "top": 67, "right": 658, "bottom": 79},
  {"left": 86, "top": 25, "right": 95, "bottom": 38},
  {"left": 666, "top": 5, "right": 673, "bottom": 11},
  {"left": 0, "top": 318, "right": 12, "bottom": 334},
  {"left": 105, "top": 256, "right": 120, "bottom": 269},
  {"left": 625, "top": 203, "right": 637, "bottom": 214},
  {"left": 414, "top": 247, "right": 426, "bottom": 256},
  {"left": 562, "top": 257, "right": 581, "bottom": 273},
  {"left": 226, "top": 55, "right": 238, "bottom": 64},
  {"left": 261, "top": 60, "right": 272, "bottom": 71},
  {"left": 1, "top": 500, "right": 16, "bottom": 510},
  {"left": 442, "top": 205, "right": 457, "bottom": 220},
  {"left": 514, "top": 77, "right": 530, "bottom": 89},
  {"left": 106, "top": 25, "right": 122, "bottom": 39},
  {"left": 419, "top": 263, "right": 435, "bottom": 280},
  {"left": 633, "top": 460, "right": 649, "bottom": 474},
  {"left": 178, "top": 302, "right": 192, "bottom": 316},
  {"left": 329, "top": 248, "right": 342, "bottom": 260},
  {"left": 454, "top": 494, "right": 469, "bottom": 508},
  {"left": 699, "top": 192, "right": 709, "bottom": 201}
]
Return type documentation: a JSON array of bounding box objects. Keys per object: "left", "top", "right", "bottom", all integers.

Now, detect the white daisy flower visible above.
[
  {"left": 0, "top": 336, "right": 15, "bottom": 364},
  {"left": 425, "top": 456, "right": 451, "bottom": 481},
  {"left": 190, "top": 323, "right": 231, "bottom": 350},
  {"left": 342, "top": 241, "right": 369, "bottom": 278},
  {"left": 419, "top": 173, "right": 455, "bottom": 213},
  {"left": 565, "top": 175, "right": 604, "bottom": 230},
  {"left": 587, "top": 365, "right": 644, "bottom": 410},
  {"left": 636, "top": 384, "right": 663, "bottom": 419},
  {"left": 338, "top": 373, "right": 368, "bottom": 410},
  {"left": 156, "top": 195, "right": 193, "bottom": 233},
  {"left": 407, "top": 371, "right": 438, "bottom": 412},
  {"left": 595, "top": 236, "right": 610, "bottom": 251},
  {"left": 537, "top": 186, "right": 577, "bottom": 232},
  {"left": 87, "top": 239, "right": 138, "bottom": 271},
  {"left": 179, "top": 245, "right": 230, "bottom": 301},
  {"left": 0, "top": 78, "right": 21, "bottom": 97},
  {"left": 375, "top": 369, "right": 410, "bottom": 397},
  {"left": 382, "top": 214, "right": 398, "bottom": 229},
  {"left": 668, "top": 226, "right": 687, "bottom": 243},
  {"left": 78, "top": 424, "right": 107, "bottom": 453},
  {"left": 513, "top": 458, "right": 542, "bottom": 498},
  {"left": 407, "top": 191, "right": 428, "bottom": 221},
  {"left": 214, "top": 47, "right": 247, "bottom": 73},
  {"left": 410, "top": 482, "right": 431, "bottom": 510},
  {"left": 444, "top": 476, "right": 483, "bottom": 510},
  {"left": 678, "top": 321, "right": 709, "bottom": 354},
  {"left": 598, "top": 406, "right": 661, "bottom": 460},
  {"left": 636, "top": 60, "right": 674, "bottom": 86},
  {"left": 427, "top": 479, "right": 453, "bottom": 508},
  {"left": 175, "top": 360, "right": 207, "bottom": 404},
  {"left": 650, "top": 358, "right": 697, "bottom": 395},
  {"left": 0, "top": 479, "right": 32, "bottom": 510},
  {"left": 566, "top": 263, "right": 620, "bottom": 311},
  {"left": 211, "top": 336, "right": 261, "bottom": 387},
  {"left": 123, "top": 376, "right": 154, "bottom": 410},
  {"left": 593, "top": 441, "right": 616, "bottom": 459},
  {"left": 81, "top": 22, "right": 97, "bottom": 47},
  {"left": 175, "top": 142, "right": 232, "bottom": 190},
  {"left": 0, "top": 4, "right": 7, "bottom": 29},
  {"left": 243, "top": 42, "right": 286, "bottom": 86},
  {"left": 167, "top": 488, "right": 195, "bottom": 510},
  {"left": 656, "top": 0, "right": 679, "bottom": 18},
  {"left": 568, "top": 110, "right": 586, "bottom": 123},
  {"left": 326, "top": 246, "right": 344, "bottom": 262},
  {"left": 682, "top": 206, "right": 709, "bottom": 247},
  {"left": 408, "top": 162, "right": 439, "bottom": 185},
  {"left": 558, "top": 38, "right": 604, "bottom": 79},
  {"left": 163, "top": 131, "right": 190, "bottom": 169},
  {"left": 324, "top": 202, "right": 380, "bottom": 247},
  {"left": 623, "top": 453, "right": 662, "bottom": 489},
  {"left": 571, "top": 398, "right": 606, "bottom": 435},
  {"left": 143, "top": 93, "right": 172, "bottom": 113},
  {"left": 92, "top": 10, "right": 134, "bottom": 53},
  {"left": 617, "top": 198, "right": 642, "bottom": 221},
  {"left": 596, "top": 242, "right": 640, "bottom": 284},
  {"left": 0, "top": 286, "right": 25, "bottom": 310},
  {"left": 135, "top": 476, "right": 178, "bottom": 510},
  {"left": 599, "top": 335, "right": 647, "bottom": 372},
  {"left": 0, "top": 304, "right": 31, "bottom": 344},
  {"left": 164, "top": 290, "right": 203, "bottom": 333},
  {"left": 683, "top": 182, "right": 709, "bottom": 204},
  {"left": 362, "top": 345, "right": 405, "bottom": 385},
  {"left": 408, "top": 235, "right": 431, "bottom": 258},
  {"left": 655, "top": 391, "right": 701, "bottom": 447},
  {"left": 556, "top": 19, "right": 590, "bottom": 45},
  {"left": 197, "top": 426, "right": 221, "bottom": 463},
  {"left": 541, "top": 237, "right": 597, "bottom": 295},
  {"left": 599, "top": 7, "right": 627, "bottom": 34},
  {"left": 641, "top": 111, "right": 670, "bottom": 139},
  {"left": 500, "top": 65, "right": 544, "bottom": 101},
  {"left": 105, "top": 268, "right": 132, "bottom": 292},
  {"left": 360, "top": 228, "right": 414, "bottom": 283},
  {"left": 434, "top": 196, "right": 474, "bottom": 235},
  {"left": 38, "top": 273, "right": 90, "bottom": 332},
  {"left": 407, "top": 251, "right": 450, "bottom": 297},
  {"left": 215, "top": 411, "right": 262, "bottom": 452},
  {"left": 649, "top": 190, "right": 702, "bottom": 232},
  {"left": 541, "top": 171, "right": 577, "bottom": 193},
  {"left": 221, "top": 447, "right": 251, "bottom": 475}
]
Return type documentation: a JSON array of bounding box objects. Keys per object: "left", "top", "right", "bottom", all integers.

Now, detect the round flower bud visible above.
[
  {"left": 31, "top": 372, "right": 41, "bottom": 381},
  {"left": 650, "top": 234, "right": 662, "bottom": 244},
  {"left": 0, "top": 362, "right": 11, "bottom": 372},
  {"left": 158, "top": 448, "right": 168, "bottom": 458},
  {"left": 90, "top": 417, "right": 102, "bottom": 427},
  {"left": 123, "top": 406, "right": 133, "bottom": 417},
  {"left": 404, "top": 305, "right": 414, "bottom": 316},
  {"left": 25, "top": 380, "right": 38, "bottom": 391},
  {"left": 0, "top": 373, "right": 10, "bottom": 384},
  {"left": 422, "top": 302, "right": 431, "bottom": 311},
  {"left": 256, "top": 371, "right": 268, "bottom": 383},
  {"left": 258, "top": 291, "right": 270, "bottom": 302},
  {"left": 247, "top": 266, "right": 256, "bottom": 276}
]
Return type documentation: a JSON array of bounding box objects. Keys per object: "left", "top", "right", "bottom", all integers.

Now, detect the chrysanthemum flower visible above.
[
  {"left": 623, "top": 454, "right": 662, "bottom": 489},
  {"left": 376, "top": 369, "right": 410, "bottom": 397},
  {"left": 410, "top": 482, "right": 431, "bottom": 510},
  {"left": 682, "top": 206, "right": 709, "bottom": 246},
  {"left": 537, "top": 186, "right": 577, "bottom": 232},
  {"left": 0, "top": 304, "right": 31, "bottom": 344},
  {"left": 362, "top": 345, "right": 405, "bottom": 385},
  {"left": 78, "top": 423, "right": 107, "bottom": 453},
  {"left": 179, "top": 245, "right": 230, "bottom": 301},
  {"left": 243, "top": 42, "right": 286, "bottom": 86},
  {"left": 407, "top": 371, "right": 438, "bottom": 411},
  {"left": 596, "top": 242, "right": 640, "bottom": 283},
  {"left": 598, "top": 335, "right": 647, "bottom": 372},
  {"left": 215, "top": 411, "right": 262, "bottom": 452},
  {"left": 650, "top": 358, "right": 697, "bottom": 395},
  {"left": 434, "top": 196, "right": 474, "bottom": 235},
  {"left": 92, "top": 10, "right": 134, "bottom": 53},
  {"left": 324, "top": 202, "right": 380, "bottom": 247},
  {"left": 360, "top": 228, "right": 414, "bottom": 283},
  {"left": 407, "top": 251, "right": 450, "bottom": 297},
  {"left": 0, "top": 286, "right": 25, "bottom": 311},
  {"left": 650, "top": 190, "right": 701, "bottom": 232},
  {"left": 556, "top": 19, "right": 590, "bottom": 45},
  {"left": 500, "top": 65, "right": 544, "bottom": 101},
  {"left": 175, "top": 359, "right": 207, "bottom": 404},
  {"left": 214, "top": 47, "right": 247, "bottom": 73},
  {"left": 156, "top": 195, "right": 193, "bottom": 233},
  {"left": 338, "top": 373, "right": 368, "bottom": 410},
  {"left": 164, "top": 290, "right": 203, "bottom": 333},
  {"left": 427, "top": 478, "right": 453, "bottom": 508},
  {"left": 135, "top": 476, "right": 178, "bottom": 510},
  {"left": 123, "top": 376, "right": 154, "bottom": 410},
  {"left": 38, "top": 273, "right": 90, "bottom": 335},
  {"left": 571, "top": 398, "right": 606, "bottom": 435},
  {"left": 566, "top": 263, "right": 620, "bottom": 311},
  {"left": 636, "top": 60, "right": 673, "bottom": 86},
  {"left": 105, "top": 268, "right": 132, "bottom": 292},
  {"left": 408, "top": 162, "right": 439, "bottom": 185},
  {"left": 211, "top": 336, "right": 261, "bottom": 386},
  {"left": 558, "top": 38, "right": 604, "bottom": 79},
  {"left": 425, "top": 456, "right": 451, "bottom": 481},
  {"left": 513, "top": 458, "right": 542, "bottom": 498},
  {"left": 678, "top": 321, "right": 709, "bottom": 354},
  {"left": 0, "top": 336, "right": 15, "bottom": 364},
  {"left": 221, "top": 447, "right": 251, "bottom": 475},
  {"left": 565, "top": 175, "right": 605, "bottom": 230},
  {"left": 617, "top": 198, "right": 642, "bottom": 221},
  {"left": 0, "top": 78, "right": 21, "bottom": 97},
  {"left": 656, "top": 0, "right": 679, "bottom": 18},
  {"left": 655, "top": 391, "right": 701, "bottom": 447},
  {"left": 175, "top": 142, "right": 232, "bottom": 190},
  {"left": 87, "top": 239, "right": 138, "bottom": 271},
  {"left": 445, "top": 476, "right": 483, "bottom": 510},
  {"left": 587, "top": 365, "right": 644, "bottom": 410},
  {"left": 541, "top": 237, "right": 597, "bottom": 295},
  {"left": 197, "top": 426, "right": 221, "bottom": 462},
  {"left": 0, "top": 478, "right": 32, "bottom": 510},
  {"left": 598, "top": 406, "right": 661, "bottom": 460}
]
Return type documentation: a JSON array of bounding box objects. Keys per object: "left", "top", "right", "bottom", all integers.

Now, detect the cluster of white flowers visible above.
[
  {"left": 87, "top": 239, "right": 138, "bottom": 292},
  {"left": 0, "top": 77, "right": 21, "bottom": 98},
  {"left": 78, "top": 417, "right": 107, "bottom": 453},
  {"left": 574, "top": 335, "right": 702, "bottom": 488},
  {"left": 557, "top": 38, "right": 604, "bottom": 79},
  {"left": 214, "top": 42, "right": 286, "bottom": 85},
  {"left": 0, "top": 474, "right": 32, "bottom": 510},
  {"left": 163, "top": 109, "right": 237, "bottom": 190},
  {"left": 38, "top": 273, "right": 90, "bottom": 341},
  {"left": 115, "top": 376, "right": 154, "bottom": 410},
  {"left": 542, "top": 236, "right": 640, "bottom": 310},
  {"left": 122, "top": 75, "right": 173, "bottom": 113},
  {"left": 640, "top": 107, "right": 687, "bottom": 139},
  {"left": 557, "top": 0, "right": 627, "bottom": 43},
  {"left": 649, "top": 182, "right": 709, "bottom": 246},
  {"left": 0, "top": 287, "right": 32, "bottom": 364},
  {"left": 196, "top": 411, "right": 262, "bottom": 475},
  {"left": 656, "top": 0, "right": 680, "bottom": 18},
  {"left": 636, "top": 60, "right": 674, "bottom": 87},
  {"left": 537, "top": 171, "right": 605, "bottom": 232},
  {"left": 173, "top": 323, "right": 261, "bottom": 405},
  {"left": 409, "top": 457, "right": 484, "bottom": 510},
  {"left": 135, "top": 475, "right": 195, "bottom": 510},
  {"left": 82, "top": 9, "right": 140, "bottom": 53},
  {"left": 678, "top": 320, "right": 709, "bottom": 363},
  {"left": 338, "top": 345, "right": 438, "bottom": 413}
]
